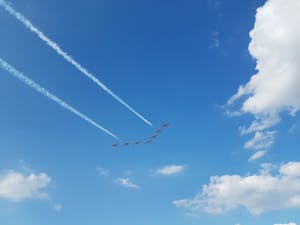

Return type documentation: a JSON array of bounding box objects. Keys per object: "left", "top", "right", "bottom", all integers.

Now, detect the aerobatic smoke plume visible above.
[
  {"left": 0, "top": 0, "right": 152, "bottom": 126},
  {"left": 0, "top": 57, "right": 119, "bottom": 139}
]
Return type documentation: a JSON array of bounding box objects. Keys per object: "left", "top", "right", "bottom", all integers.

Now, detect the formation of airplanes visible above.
[{"left": 112, "top": 123, "right": 169, "bottom": 148}]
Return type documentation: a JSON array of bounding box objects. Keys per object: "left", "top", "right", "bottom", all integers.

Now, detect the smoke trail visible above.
[
  {"left": 0, "top": 0, "right": 152, "bottom": 126},
  {"left": 0, "top": 57, "right": 119, "bottom": 140}
]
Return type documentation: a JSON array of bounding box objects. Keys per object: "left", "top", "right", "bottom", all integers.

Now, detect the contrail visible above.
[
  {"left": 0, "top": 0, "right": 152, "bottom": 127},
  {"left": 0, "top": 57, "right": 119, "bottom": 140}
]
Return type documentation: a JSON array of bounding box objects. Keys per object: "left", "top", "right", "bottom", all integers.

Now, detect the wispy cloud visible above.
[
  {"left": 248, "top": 150, "right": 266, "bottom": 162},
  {"left": 244, "top": 131, "right": 276, "bottom": 150},
  {"left": 0, "top": 170, "right": 51, "bottom": 202},
  {"left": 0, "top": 0, "right": 152, "bottom": 126},
  {"left": 97, "top": 167, "right": 109, "bottom": 177},
  {"left": 274, "top": 223, "right": 297, "bottom": 225},
  {"left": 156, "top": 165, "right": 185, "bottom": 176},
  {"left": 209, "top": 31, "right": 220, "bottom": 49},
  {"left": 17, "top": 159, "right": 32, "bottom": 173},
  {"left": 115, "top": 177, "right": 139, "bottom": 189},
  {"left": 53, "top": 203, "right": 62, "bottom": 212},
  {"left": 0, "top": 57, "right": 119, "bottom": 139}
]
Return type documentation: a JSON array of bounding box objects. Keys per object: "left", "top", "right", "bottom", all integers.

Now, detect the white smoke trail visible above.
[
  {"left": 0, "top": 57, "right": 119, "bottom": 140},
  {"left": 0, "top": 0, "right": 152, "bottom": 126}
]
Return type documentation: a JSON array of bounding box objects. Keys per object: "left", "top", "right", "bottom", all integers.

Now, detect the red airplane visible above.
[
  {"left": 145, "top": 140, "right": 152, "bottom": 144},
  {"left": 162, "top": 123, "right": 169, "bottom": 128},
  {"left": 135, "top": 141, "right": 141, "bottom": 145},
  {"left": 151, "top": 135, "right": 157, "bottom": 139},
  {"left": 112, "top": 143, "right": 119, "bottom": 148},
  {"left": 124, "top": 142, "right": 130, "bottom": 146}
]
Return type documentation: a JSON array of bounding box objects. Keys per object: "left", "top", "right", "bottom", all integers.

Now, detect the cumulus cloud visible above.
[
  {"left": 115, "top": 177, "right": 139, "bottom": 189},
  {"left": 248, "top": 150, "right": 267, "bottom": 162},
  {"left": 0, "top": 171, "right": 51, "bottom": 202},
  {"left": 156, "top": 165, "right": 185, "bottom": 176},
  {"left": 173, "top": 162, "right": 300, "bottom": 215},
  {"left": 227, "top": 0, "right": 300, "bottom": 155},
  {"left": 280, "top": 162, "right": 300, "bottom": 177}
]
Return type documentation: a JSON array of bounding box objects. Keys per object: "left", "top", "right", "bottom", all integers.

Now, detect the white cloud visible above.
[
  {"left": 115, "top": 177, "right": 139, "bottom": 189},
  {"left": 97, "top": 167, "right": 109, "bottom": 177},
  {"left": 274, "top": 223, "right": 297, "bottom": 225},
  {"left": 0, "top": 171, "right": 51, "bottom": 202},
  {"left": 244, "top": 131, "right": 275, "bottom": 150},
  {"left": 289, "top": 123, "right": 298, "bottom": 133},
  {"left": 210, "top": 31, "right": 220, "bottom": 48},
  {"left": 53, "top": 203, "right": 62, "bottom": 212},
  {"left": 248, "top": 150, "right": 267, "bottom": 162},
  {"left": 227, "top": 0, "right": 300, "bottom": 153},
  {"left": 156, "top": 165, "right": 185, "bottom": 176},
  {"left": 280, "top": 162, "right": 300, "bottom": 177},
  {"left": 17, "top": 159, "right": 32, "bottom": 173},
  {"left": 185, "top": 212, "right": 200, "bottom": 218},
  {"left": 122, "top": 170, "right": 133, "bottom": 176},
  {"left": 173, "top": 162, "right": 300, "bottom": 215}
]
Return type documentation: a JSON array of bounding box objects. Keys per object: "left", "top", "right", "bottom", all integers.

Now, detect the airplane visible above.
[
  {"left": 135, "top": 141, "right": 141, "bottom": 145},
  {"left": 151, "top": 135, "right": 157, "bottom": 139},
  {"left": 156, "top": 129, "right": 162, "bottom": 133},
  {"left": 145, "top": 140, "right": 152, "bottom": 144},
  {"left": 124, "top": 142, "right": 130, "bottom": 146},
  {"left": 162, "top": 123, "right": 169, "bottom": 128},
  {"left": 112, "top": 143, "right": 119, "bottom": 148}
]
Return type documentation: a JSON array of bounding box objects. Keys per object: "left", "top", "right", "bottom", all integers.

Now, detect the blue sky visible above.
[{"left": 0, "top": 0, "right": 300, "bottom": 225}]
